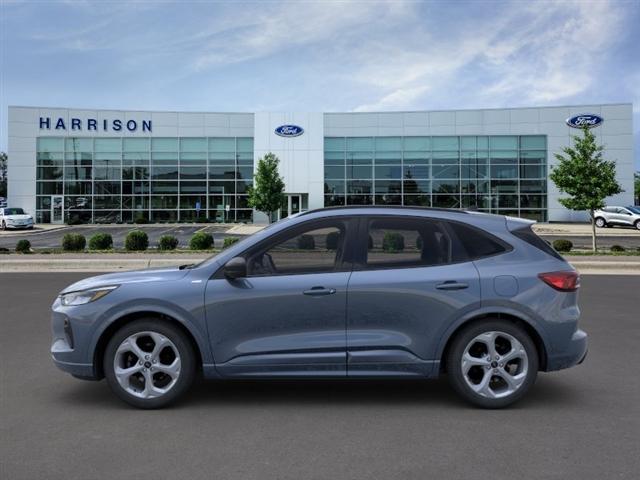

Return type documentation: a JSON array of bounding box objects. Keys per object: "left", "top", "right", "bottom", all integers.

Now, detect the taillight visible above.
[{"left": 538, "top": 271, "right": 580, "bottom": 292}]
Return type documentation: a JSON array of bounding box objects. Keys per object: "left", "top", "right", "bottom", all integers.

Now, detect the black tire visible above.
[
  {"left": 103, "top": 319, "right": 196, "bottom": 409},
  {"left": 635, "top": 220, "right": 640, "bottom": 231},
  {"left": 594, "top": 217, "right": 606, "bottom": 228},
  {"left": 1, "top": 221, "right": 5, "bottom": 231},
  {"left": 446, "top": 320, "right": 538, "bottom": 409}
]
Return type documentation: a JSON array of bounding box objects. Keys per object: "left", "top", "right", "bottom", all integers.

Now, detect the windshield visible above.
[
  {"left": 4, "top": 208, "right": 25, "bottom": 215},
  {"left": 626, "top": 206, "right": 640, "bottom": 214}
]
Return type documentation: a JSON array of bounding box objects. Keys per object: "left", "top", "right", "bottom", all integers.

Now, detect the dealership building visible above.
[{"left": 6, "top": 103, "right": 634, "bottom": 224}]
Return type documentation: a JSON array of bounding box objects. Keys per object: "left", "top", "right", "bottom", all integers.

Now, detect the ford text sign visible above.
[
  {"left": 566, "top": 114, "right": 603, "bottom": 129},
  {"left": 275, "top": 125, "right": 304, "bottom": 137}
]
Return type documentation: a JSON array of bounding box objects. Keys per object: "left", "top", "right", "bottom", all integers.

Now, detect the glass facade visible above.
[
  {"left": 324, "top": 135, "right": 547, "bottom": 221},
  {"left": 36, "top": 137, "right": 254, "bottom": 223}
]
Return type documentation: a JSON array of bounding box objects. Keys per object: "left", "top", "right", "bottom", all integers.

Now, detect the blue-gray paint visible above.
[{"left": 51, "top": 207, "right": 587, "bottom": 382}]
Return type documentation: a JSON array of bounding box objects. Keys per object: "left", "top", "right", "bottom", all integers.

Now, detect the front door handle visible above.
[
  {"left": 436, "top": 281, "right": 469, "bottom": 291},
  {"left": 303, "top": 286, "right": 337, "bottom": 296}
]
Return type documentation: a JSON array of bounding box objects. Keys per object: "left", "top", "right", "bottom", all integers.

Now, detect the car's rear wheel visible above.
[
  {"left": 635, "top": 220, "right": 640, "bottom": 230},
  {"left": 1, "top": 221, "right": 5, "bottom": 230},
  {"left": 595, "top": 217, "right": 606, "bottom": 228},
  {"left": 447, "top": 320, "right": 538, "bottom": 408},
  {"left": 104, "top": 319, "right": 196, "bottom": 409}
]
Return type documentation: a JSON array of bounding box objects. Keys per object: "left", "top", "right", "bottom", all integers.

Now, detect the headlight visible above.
[{"left": 60, "top": 286, "right": 118, "bottom": 306}]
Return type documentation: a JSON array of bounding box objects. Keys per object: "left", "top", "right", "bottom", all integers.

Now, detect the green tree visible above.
[
  {"left": 634, "top": 171, "right": 640, "bottom": 205},
  {"left": 0, "top": 152, "right": 7, "bottom": 198},
  {"left": 247, "top": 152, "right": 286, "bottom": 222},
  {"left": 550, "top": 127, "right": 623, "bottom": 252}
]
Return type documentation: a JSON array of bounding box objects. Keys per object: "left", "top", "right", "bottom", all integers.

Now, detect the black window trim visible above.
[
  {"left": 351, "top": 214, "right": 512, "bottom": 272},
  {"left": 213, "top": 216, "right": 358, "bottom": 279}
]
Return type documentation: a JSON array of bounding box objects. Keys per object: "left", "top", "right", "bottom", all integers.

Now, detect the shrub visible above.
[
  {"left": 15, "top": 239, "right": 31, "bottom": 253},
  {"left": 158, "top": 235, "right": 179, "bottom": 251},
  {"left": 134, "top": 216, "right": 149, "bottom": 224},
  {"left": 190, "top": 232, "right": 214, "bottom": 250},
  {"left": 326, "top": 231, "right": 341, "bottom": 250},
  {"left": 195, "top": 216, "right": 209, "bottom": 224},
  {"left": 88, "top": 233, "right": 113, "bottom": 250},
  {"left": 62, "top": 233, "right": 86, "bottom": 252},
  {"left": 0, "top": 247, "right": 10, "bottom": 254},
  {"left": 382, "top": 232, "right": 405, "bottom": 252},
  {"left": 610, "top": 244, "right": 625, "bottom": 252},
  {"left": 552, "top": 239, "right": 573, "bottom": 252},
  {"left": 223, "top": 237, "right": 240, "bottom": 249},
  {"left": 125, "top": 230, "right": 149, "bottom": 251},
  {"left": 297, "top": 234, "right": 315, "bottom": 250}
]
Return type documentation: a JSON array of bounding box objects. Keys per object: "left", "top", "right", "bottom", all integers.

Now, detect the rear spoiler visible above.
[{"left": 505, "top": 216, "right": 536, "bottom": 232}]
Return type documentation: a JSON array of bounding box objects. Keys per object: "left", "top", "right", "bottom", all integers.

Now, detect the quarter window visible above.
[
  {"left": 365, "top": 217, "right": 452, "bottom": 269},
  {"left": 247, "top": 220, "right": 348, "bottom": 276},
  {"left": 447, "top": 222, "right": 508, "bottom": 260}
]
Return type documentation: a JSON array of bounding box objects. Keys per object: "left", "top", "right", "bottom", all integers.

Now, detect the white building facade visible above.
[{"left": 6, "top": 103, "right": 634, "bottom": 224}]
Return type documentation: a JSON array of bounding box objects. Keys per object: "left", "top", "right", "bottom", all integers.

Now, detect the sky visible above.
[{"left": 1, "top": 0, "right": 639, "bottom": 168}]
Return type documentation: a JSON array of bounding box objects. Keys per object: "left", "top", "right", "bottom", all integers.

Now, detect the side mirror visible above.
[{"left": 224, "top": 257, "right": 247, "bottom": 279}]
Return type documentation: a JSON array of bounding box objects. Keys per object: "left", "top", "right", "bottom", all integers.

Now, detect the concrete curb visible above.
[{"left": 0, "top": 257, "right": 208, "bottom": 272}]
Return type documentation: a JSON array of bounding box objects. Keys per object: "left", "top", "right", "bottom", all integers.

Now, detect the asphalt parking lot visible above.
[
  {"left": 0, "top": 225, "right": 236, "bottom": 249},
  {"left": 1, "top": 273, "right": 639, "bottom": 480}
]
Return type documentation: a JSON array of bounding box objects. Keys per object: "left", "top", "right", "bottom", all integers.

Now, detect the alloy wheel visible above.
[
  {"left": 113, "top": 331, "right": 181, "bottom": 399},
  {"left": 461, "top": 331, "right": 529, "bottom": 399}
]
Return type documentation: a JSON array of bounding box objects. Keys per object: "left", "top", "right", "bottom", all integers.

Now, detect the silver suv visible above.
[{"left": 594, "top": 206, "right": 640, "bottom": 230}]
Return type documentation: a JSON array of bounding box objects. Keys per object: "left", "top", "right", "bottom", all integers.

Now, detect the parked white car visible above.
[
  {"left": 0, "top": 207, "right": 35, "bottom": 230},
  {"left": 594, "top": 206, "right": 640, "bottom": 230}
]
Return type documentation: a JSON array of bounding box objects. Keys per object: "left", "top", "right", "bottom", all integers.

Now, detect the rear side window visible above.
[
  {"left": 511, "top": 226, "right": 564, "bottom": 260},
  {"left": 447, "top": 222, "right": 509, "bottom": 260},
  {"left": 364, "top": 217, "right": 452, "bottom": 269}
]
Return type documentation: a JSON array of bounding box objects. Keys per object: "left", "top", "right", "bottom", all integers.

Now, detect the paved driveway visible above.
[
  {"left": 1, "top": 273, "right": 639, "bottom": 479},
  {"left": 0, "top": 225, "right": 235, "bottom": 249}
]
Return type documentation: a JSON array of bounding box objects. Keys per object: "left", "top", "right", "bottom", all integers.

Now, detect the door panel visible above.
[
  {"left": 205, "top": 272, "right": 350, "bottom": 377},
  {"left": 204, "top": 216, "right": 356, "bottom": 377},
  {"left": 346, "top": 215, "right": 481, "bottom": 377},
  {"left": 347, "top": 263, "right": 481, "bottom": 376}
]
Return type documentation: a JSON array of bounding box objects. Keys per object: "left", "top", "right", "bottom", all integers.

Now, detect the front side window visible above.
[
  {"left": 247, "top": 220, "right": 349, "bottom": 276},
  {"left": 364, "top": 217, "right": 452, "bottom": 269}
]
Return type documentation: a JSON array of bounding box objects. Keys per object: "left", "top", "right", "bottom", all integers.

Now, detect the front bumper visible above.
[
  {"left": 4, "top": 223, "right": 33, "bottom": 229},
  {"left": 545, "top": 329, "right": 588, "bottom": 371},
  {"left": 51, "top": 306, "right": 100, "bottom": 380}
]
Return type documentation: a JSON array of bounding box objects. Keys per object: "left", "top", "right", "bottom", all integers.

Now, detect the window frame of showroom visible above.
[
  {"left": 35, "top": 136, "right": 254, "bottom": 224},
  {"left": 323, "top": 135, "right": 547, "bottom": 222}
]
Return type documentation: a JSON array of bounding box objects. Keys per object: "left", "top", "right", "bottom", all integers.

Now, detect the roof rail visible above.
[{"left": 298, "top": 205, "right": 472, "bottom": 217}]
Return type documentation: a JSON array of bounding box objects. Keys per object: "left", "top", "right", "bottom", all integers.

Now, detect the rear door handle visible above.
[
  {"left": 436, "top": 281, "right": 469, "bottom": 291},
  {"left": 303, "top": 286, "right": 337, "bottom": 296}
]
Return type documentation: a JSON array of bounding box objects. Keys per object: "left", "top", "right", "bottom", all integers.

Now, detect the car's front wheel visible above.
[
  {"left": 595, "top": 217, "right": 606, "bottom": 228},
  {"left": 635, "top": 220, "right": 640, "bottom": 230},
  {"left": 446, "top": 320, "right": 538, "bottom": 408},
  {"left": 104, "top": 319, "right": 196, "bottom": 409}
]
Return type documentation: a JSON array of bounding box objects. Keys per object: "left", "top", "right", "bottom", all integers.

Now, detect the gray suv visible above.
[
  {"left": 51, "top": 207, "right": 587, "bottom": 409},
  {"left": 594, "top": 206, "right": 640, "bottom": 229}
]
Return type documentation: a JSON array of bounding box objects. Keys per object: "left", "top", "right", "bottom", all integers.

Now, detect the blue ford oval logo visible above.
[
  {"left": 566, "top": 114, "right": 603, "bottom": 129},
  {"left": 275, "top": 125, "right": 304, "bottom": 137}
]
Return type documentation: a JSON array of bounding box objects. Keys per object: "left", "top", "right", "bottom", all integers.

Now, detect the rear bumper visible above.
[{"left": 545, "top": 329, "right": 588, "bottom": 371}]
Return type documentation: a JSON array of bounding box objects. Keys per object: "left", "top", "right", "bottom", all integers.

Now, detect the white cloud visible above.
[{"left": 351, "top": 0, "right": 630, "bottom": 111}]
